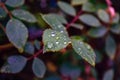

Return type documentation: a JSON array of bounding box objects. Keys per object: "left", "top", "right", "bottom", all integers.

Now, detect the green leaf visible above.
[
  {"left": 71, "top": 0, "right": 88, "bottom": 5},
  {"left": 95, "top": 50, "right": 103, "bottom": 63},
  {"left": 79, "top": 14, "right": 101, "bottom": 27},
  {"left": 60, "top": 62, "right": 81, "bottom": 79},
  {"left": 71, "top": 39, "right": 96, "bottom": 66},
  {"left": 112, "top": 13, "right": 120, "bottom": 24},
  {"left": 43, "top": 29, "right": 70, "bottom": 53},
  {"left": 71, "top": 23, "right": 84, "bottom": 30},
  {"left": 87, "top": 27, "right": 107, "bottom": 38},
  {"left": 0, "top": 7, "right": 7, "bottom": 19},
  {"left": 32, "top": 58, "right": 46, "bottom": 78},
  {"left": 42, "top": 14, "right": 68, "bottom": 36},
  {"left": 6, "top": 19, "right": 28, "bottom": 52},
  {"left": 95, "top": 3, "right": 107, "bottom": 10},
  {"left": 110, "top": 24, "right": 120, "bottom": 34},
  {"left": 103, "top": 69, "right": 114, "bottom": 80},
  {"left": 82, "top": 2, "right": 96, "bottom": 12},
  {"left": 71, "top": 36, "right": 84, "bottom": 41},
  {"left": 91, "top": 68, "right": 98, "bottom": 78},
  {"left": 35, "top": 14, "right": 47, "bottom": 28},
  {"left": 105, "top": 35, "right": 116, "bottom": 59},
  {"left": 1, "top": 56, "right": 27, "bottom": 73},
  {"left": 58, "top": 1, "right": 76, "bottom": 16},
  {"left": 5, "top": 0, "right": 24, "bottom": 7},
  {"left": 34, "top": 40, "right": 41, "bottom": 50},
  {"left": 24, "top": 42, "right": 35, "bottom": 55},
  {"left": 12, "top": 9, "right": 37, "bottom": 23},
  {"left": 46, "top": 14, "right": 67, "bottom": 24},
  {"left": 97, "top": 9, "right": 110, "bottom": 23}
]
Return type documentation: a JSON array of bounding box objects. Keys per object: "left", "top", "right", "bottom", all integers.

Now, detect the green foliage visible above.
[
  {"left": 82, "top": 2, "right": 96, "bottom": 12},
  {"left": 110, "top": 24, "right": 120, "bottom": 34},
  {"left": 24, "top": 42, "right": 35, "bottom": 55},
  {"left": 32, "top": 58, "right": 46, "bottom": 78},
  {"left": 71, "top": 39, "right": 95, "bottom": 66},
  {"left": 6, "top": 18, "right": 28, "bottom": 52},
  {"left": 71, "top": 23, "right": 84, "bottom": 30},
  {"left": 87, "top": 27, "right": 107, "bottom": 38},
  {"left": 5, "top": 0, "right": 24, "bottom": 7},
  {"left": 71, "top": 0, "right": 88, "bottom": 5},
  {"left": 97, "top": 9, "right": 110, "bottom": 23},
  {"left": 45, "top": 14, "right": 67, "bottom": 24},
  {"left": 79, "top": 14, "right": 101, "bottom": 27},
  {"left": 1, "top": 56, "right": 27, "bottom": 73},
  {"left": 0, "top": 0, "right": 120, "bottom": 79},
  {"left": 43, "top": 29, "right": 70, "bottom": 52},
  {"left": 42, "top": 14, "right": 68, "bottom": 36},
  {"left": 105, "top": 35, "right": 116, "bottom": 59},
  {"left": 34, "top": 40, "right": 41, "bottom": 50},
  {"left": 12, "top": 9, "right": 37, "bottom": 23},
  {"left": 58, "top": 1, "right": 76, "bottom": 16},
  {"left": 0, "top": 7, "right": 7, "bottom": 19},
  {"left": 112, "top": 13, "right": 120, "bottom": 24}
]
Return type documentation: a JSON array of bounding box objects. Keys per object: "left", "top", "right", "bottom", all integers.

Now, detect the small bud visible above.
[{"left": 107, "top": 6, "right": 116, "bottom": 18}]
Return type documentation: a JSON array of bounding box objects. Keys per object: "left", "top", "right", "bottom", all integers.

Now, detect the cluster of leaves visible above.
[
  {"left": 0, "top": 0, "right": 46, "bottom": 78},
  {"left": 0, "top": 0, "right": 120, "bottom": 79}
]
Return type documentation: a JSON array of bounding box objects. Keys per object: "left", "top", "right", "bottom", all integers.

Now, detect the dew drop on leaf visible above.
[{"left": 47, "top": 42, "right": 54, "bottom": 49}]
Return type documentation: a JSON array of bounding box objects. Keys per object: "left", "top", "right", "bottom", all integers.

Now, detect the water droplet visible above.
[
  {"left": 58, "top": 25, "right": 62, "bottom": 28},
  {"left": 64, "top": 42, "right": 67, "bottom": 44},
  {"left": 79, "top": 42, "right": 83, "bottom": 44},
  {"left": 51, "top": 32, "right": 56, "bottom": 37},
  {"left": 56, "top": 42, "right": 59, "bottom": 44},
  {"left": 87, "top": 45, "right": 91, "bottom": 50},
  {"left": 60, "top": 30, "right": 64, "bottom": 33},
  {"left": 51, "top": 33, "right": 55, "bottom": 37},
  {"left": 78, "top": 48, "right": 81, "bottom": 51},
  {"left": 47, "top": 42, "right": 53, "bottom": 49},
  {"left": 56, "top": 37, "right": 59, "bottom": 40}
]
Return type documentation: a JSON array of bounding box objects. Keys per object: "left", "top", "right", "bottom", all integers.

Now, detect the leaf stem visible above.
[
  {"left": 106, "top": 0, "right": 112, "bottom": 6},
  {"left": 66, "top": 10, "right": 83, "bottom": 29},
  {"left": 0, "top": 3, "right": 12, "bottom": 19},
  {"left": 27, "top": 9, "right": 83, "bottom": 60},
  {"left": 27, "top": 49, "right": 43, "bottom": 61},
  {"left": 0, "top": 43, "right": 14, "bottom": 51},
  {"left": 0, "top": 23, "right": 6, "bottom": 32}
]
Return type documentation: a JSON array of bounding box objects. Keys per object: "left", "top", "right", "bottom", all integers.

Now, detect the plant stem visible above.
[
  {"left": 66, "top": 10, "right": 82, "bottom": 29},
  {"left": 0, "top": 43, "right": 14, "bottom": 51},
  {"left": 0, "top": 23, "right": 6, "bottom": 32},
  {"left": 27, "top": 10, "right": 83, "bottom": 60},
  {"left": 0, "top": 5, "right": 83, "bottom": 60},
  {"left": 0, "top": 3, "right": 12, "bottom": 19},
  {"left": 27, "top": 49, "right": 43, "bottom": 61},
  {"left": 106, "top": 0, "right": 112, "bottom": 6}
]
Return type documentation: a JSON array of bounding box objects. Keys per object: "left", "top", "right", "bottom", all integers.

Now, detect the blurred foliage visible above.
[{"left": 0, "top": 0, "right": 120, "bottom": 80}]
